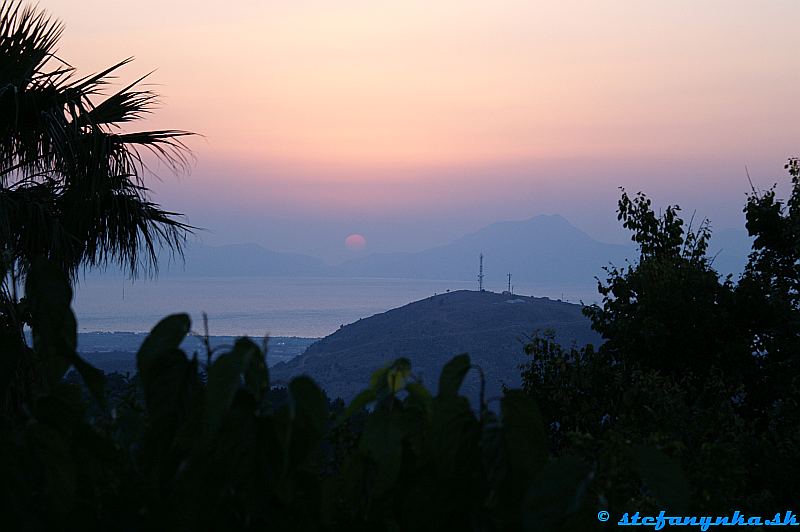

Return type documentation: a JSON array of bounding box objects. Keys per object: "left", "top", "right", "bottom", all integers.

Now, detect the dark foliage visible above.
[
  {"left": 2, "top": 260, "right": 682, "bottom": 531},
  {"left": 520, "top": 166, "right": 800, "bottom": 515}
]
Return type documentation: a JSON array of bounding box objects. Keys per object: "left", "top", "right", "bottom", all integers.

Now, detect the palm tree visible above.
[{"left": 0, "top": 0, "right": 194, "bottom": 297}]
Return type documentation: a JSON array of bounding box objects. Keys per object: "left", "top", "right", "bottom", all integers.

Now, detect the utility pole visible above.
[{"left": 478, "top": 253, "right": 484, "bottom": 291}]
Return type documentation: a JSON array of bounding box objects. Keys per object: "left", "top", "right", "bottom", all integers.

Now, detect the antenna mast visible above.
[
  {"left": 478, "top": 253, "right": 485, "bottom": 291},
  {"left": 507, "top": 273, "right": 512, "bottom": 294}
]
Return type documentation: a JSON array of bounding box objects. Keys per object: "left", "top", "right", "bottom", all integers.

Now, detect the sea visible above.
[{"left": 72, "top": 276, "right": 599, "bottom": 338}]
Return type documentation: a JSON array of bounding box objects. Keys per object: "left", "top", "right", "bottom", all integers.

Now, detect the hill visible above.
[{"left": 270, "top": 289, "right": 601, "bottom": 402}]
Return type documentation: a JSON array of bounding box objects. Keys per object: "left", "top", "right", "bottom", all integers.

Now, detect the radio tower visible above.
[
  {"left": 478, "top": 253, "right": 485, "bottom": 291},
  {"left": 507, "top": 273, "right": 512, "bottom": 294}
]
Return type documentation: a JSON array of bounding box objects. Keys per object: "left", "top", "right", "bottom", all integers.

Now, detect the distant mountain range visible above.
[
  {"left": 335, "top": 215, "right": 631, "bottom": 283},
  {"left": 94, "top": 214, "right": 752, "bottom": 283},
  {"left": 270, "top": 289, "right": 602, "bottom": 403}
]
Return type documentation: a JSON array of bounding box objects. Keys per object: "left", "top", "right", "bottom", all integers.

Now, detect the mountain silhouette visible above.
[
  {"left": 336, "top": 214, "right": 632, "bottom": 283},
  {"left": 87, "top": 215, "right": 750, "bottom": 283}
]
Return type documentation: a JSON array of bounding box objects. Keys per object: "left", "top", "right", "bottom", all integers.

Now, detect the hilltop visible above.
[{"left": 270, "top": 289, "right": 601, "bottom": 402}]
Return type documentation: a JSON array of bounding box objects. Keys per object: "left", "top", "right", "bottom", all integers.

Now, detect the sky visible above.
[{"left": 45, "top": 0, "right": 800, "bottom": 262}]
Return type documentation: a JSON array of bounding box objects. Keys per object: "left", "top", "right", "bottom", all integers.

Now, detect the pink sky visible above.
[{"left": 44, "top": 0, "right": 800, "bottom": 259}]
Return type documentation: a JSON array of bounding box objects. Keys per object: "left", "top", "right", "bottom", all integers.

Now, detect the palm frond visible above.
[
  {"left": 0, "top": 0, "right": 197, "bottom": 279},
  {"left": 76, "top": 73, "right": 159, "bottom": 128},
  {"left": 0, "top": 0, "right": 63, "bottom": 90}
]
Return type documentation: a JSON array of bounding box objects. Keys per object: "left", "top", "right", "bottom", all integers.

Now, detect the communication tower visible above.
[{"left": 478, "top": 253, "right": 485, "bottom": 291}]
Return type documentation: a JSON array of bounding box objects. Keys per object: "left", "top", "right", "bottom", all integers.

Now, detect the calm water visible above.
[{"left": 72, "top": 276, "right": 599, "bottom": 337}]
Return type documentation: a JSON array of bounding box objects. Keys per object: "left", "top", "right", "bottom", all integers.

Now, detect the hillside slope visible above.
[{"left": 270, "top": 289, "right": 601, "bottom": 402}]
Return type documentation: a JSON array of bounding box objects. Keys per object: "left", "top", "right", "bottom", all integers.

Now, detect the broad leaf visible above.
[
  {"left": 387, "top": 358, "right": 411, "bottom": 393},
  {"left": 437, "top": 353, "right": 471, "bottom": 398},
  {"left": 340, "top": 388, "right": 377, "bottom": 423},
  {"left": 137, "top": 313, "right": 190, "bottom": 378},
  {"left": 206, "top": 337, "right": 265, "bottom": 433}
]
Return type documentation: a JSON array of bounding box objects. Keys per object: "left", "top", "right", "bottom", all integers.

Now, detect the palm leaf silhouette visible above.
[{"left": 0, "top": 0, "right": 195, "bottom": 281}]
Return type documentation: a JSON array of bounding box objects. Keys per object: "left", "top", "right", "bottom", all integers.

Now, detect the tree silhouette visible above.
[
  {"left": 0, "top": 0, "right": 193, "bottom": 295},
  {"left": 520, "top": 166, "right": 800, "bottom": 513}
]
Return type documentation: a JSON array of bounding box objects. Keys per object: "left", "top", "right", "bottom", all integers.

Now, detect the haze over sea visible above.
[{"left": 72, "top": 277, "right": 598, "bottom": 338}]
